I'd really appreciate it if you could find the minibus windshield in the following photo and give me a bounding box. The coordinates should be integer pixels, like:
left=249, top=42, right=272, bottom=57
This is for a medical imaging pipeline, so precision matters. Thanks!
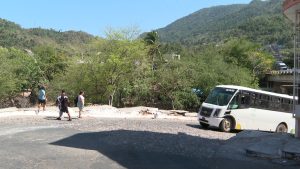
left=205, top=87, right=237, bottom=106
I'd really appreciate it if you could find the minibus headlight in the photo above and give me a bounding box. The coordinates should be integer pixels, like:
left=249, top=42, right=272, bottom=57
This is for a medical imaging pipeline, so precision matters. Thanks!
left=214, top=109, right=221, bottom=117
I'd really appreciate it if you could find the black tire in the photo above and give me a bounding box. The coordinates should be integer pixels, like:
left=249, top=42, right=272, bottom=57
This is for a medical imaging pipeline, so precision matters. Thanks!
left=276, top=123, right=288, bottom=133
left=200, top=122, right=209, bottom=129
left=219, top=117, right=233, bottom=132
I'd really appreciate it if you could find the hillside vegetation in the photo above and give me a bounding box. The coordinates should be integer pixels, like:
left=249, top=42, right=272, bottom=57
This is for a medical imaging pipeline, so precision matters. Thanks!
left=0, top=18, right=94, bottom=55
left=157, top=0, right=293, bottom=46
left=0, top=0, right=280, bottom=110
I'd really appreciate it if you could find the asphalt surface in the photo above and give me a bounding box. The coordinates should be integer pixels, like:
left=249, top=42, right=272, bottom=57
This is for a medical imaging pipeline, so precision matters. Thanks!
left=0, top=117, right=299, bottom=169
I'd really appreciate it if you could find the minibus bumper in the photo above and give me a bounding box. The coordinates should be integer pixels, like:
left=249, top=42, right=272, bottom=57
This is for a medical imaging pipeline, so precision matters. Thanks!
left=198, top=115, right=223, bottom=127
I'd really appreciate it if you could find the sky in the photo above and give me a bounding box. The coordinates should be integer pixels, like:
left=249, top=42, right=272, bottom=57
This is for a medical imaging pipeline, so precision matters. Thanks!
left=0, top=0, right=252, bottom=37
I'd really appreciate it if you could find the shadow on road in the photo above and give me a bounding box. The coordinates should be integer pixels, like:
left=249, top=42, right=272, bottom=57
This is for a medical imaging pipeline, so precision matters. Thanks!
left=44, top=116, right=58, bottom=121
left=50, top=129, right=291, bottom=169
left=186, top=124, right=241, bottom=134
left=44, top=116, right=79, bottom=121
left=185, top=124, right=201, bottom=129
left=51, top=130, right=224, bottom=169
left=186, top=124, right=221, bottom=132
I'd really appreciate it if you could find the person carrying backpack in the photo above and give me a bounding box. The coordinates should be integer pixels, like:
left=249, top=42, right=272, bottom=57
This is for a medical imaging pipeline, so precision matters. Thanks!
left=56, top=90, right=72, bottom=121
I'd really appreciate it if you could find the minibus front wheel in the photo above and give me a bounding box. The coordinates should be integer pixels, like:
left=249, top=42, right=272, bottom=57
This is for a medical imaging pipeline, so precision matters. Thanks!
left=220, top=117, right=234, bottom=132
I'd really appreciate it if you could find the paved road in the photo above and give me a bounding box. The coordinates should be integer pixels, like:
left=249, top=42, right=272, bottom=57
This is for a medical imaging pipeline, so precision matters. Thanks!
left=0, top=117, right=299, bottom=169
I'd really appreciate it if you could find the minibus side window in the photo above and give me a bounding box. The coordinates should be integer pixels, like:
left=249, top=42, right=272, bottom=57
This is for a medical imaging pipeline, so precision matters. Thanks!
left=228, top=94, right=239, bottom=110
left=240, top=91, right=251, bottom=109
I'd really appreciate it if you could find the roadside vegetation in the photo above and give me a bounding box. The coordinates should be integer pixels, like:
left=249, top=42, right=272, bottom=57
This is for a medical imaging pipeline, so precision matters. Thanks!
left=0, top=28, right=273, bottom=111
left=0, top=0, right=293, bottom=110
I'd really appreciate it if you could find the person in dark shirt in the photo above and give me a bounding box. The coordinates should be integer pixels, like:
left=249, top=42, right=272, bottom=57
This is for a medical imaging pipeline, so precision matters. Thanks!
left=56, top=90, right=72, bottom=121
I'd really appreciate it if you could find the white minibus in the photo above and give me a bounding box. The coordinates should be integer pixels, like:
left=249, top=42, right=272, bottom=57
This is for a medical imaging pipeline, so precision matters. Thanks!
left=198, top=85, right=295, bottom=133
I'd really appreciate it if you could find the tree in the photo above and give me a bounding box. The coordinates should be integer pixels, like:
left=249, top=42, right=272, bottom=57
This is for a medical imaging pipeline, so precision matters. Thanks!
left=33, top=46, right=68, bottom=82
left=0, top=47, right=19, bottom=100
left=222, top=38, right=274, bottom=81
left=80, top=28, right=150, bottom=106
left=0, top=47, right=46, bottom=103
left=153, top=59, right=199, bottom=110
left=144, top=31, right=162, bottom=70
left=188, top=45, right=258, bottom=99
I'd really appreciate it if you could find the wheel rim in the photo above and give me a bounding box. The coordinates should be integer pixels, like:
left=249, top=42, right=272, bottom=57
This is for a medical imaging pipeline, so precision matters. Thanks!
left=224, top=119, right=231, bottom=130
left=277, top=124, right=287, bottom=133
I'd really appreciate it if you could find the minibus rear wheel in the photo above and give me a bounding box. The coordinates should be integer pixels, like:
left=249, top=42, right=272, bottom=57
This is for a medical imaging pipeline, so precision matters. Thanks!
left=275, top=123, right=287, bottom=133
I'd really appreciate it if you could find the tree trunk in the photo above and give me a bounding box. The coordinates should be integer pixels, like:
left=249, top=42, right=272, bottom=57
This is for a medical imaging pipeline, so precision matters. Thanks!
left=108, top=90, right=116, bottom=106
left=29, top=89, right=38, bottom=104
left=171, top=99, right=175, bottom=110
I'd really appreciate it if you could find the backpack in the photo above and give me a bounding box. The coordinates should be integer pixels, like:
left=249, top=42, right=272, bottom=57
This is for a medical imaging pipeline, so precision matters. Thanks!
left=57, top=96, right=68, bottom=108
left=74, top=96, right=78, bottom=107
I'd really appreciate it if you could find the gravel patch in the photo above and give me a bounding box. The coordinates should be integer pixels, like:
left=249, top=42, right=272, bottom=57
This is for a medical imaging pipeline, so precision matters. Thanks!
left=0, top=115, right=236, bottom=159
left=0, top=116, right=235, bottom=139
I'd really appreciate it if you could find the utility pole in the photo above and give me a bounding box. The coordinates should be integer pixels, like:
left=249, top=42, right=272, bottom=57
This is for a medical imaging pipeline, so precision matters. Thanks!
left=283, top=0, right=300, bottom=138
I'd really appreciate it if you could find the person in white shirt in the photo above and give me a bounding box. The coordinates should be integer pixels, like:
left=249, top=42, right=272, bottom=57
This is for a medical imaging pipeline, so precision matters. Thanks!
left=77, top=91, right=85, bottom=118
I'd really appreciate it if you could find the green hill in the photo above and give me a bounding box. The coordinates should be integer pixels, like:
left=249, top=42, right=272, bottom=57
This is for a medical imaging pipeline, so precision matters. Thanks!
left=1, top=0, right=293, bottom=52
left=156, top=0, right=293, bottom=46
left=0, top=18, right=94, bottom=54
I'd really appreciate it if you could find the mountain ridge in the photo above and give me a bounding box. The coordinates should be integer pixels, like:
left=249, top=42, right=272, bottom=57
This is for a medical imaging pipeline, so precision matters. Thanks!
left=0, top=18, right=94, bottom=54
left=156, top=0, right=292, bottom=46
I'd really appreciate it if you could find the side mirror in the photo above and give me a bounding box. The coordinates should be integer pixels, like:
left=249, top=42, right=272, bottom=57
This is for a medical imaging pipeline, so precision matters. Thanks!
left=225, top=110, right=231, bottom=115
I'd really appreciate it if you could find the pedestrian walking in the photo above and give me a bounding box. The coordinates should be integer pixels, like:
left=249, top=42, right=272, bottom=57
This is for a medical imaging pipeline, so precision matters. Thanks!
left=77, top=91, right=85, bottom=118
left=37, top=86, right=46, bottom=114
left=56, top=90, right=72, bottom=121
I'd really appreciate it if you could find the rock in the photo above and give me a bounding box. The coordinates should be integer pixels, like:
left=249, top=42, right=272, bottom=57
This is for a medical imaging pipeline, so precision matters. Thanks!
left=14, top=96, right=32, bottom=108
left=0, top=96, right=32, bottom=108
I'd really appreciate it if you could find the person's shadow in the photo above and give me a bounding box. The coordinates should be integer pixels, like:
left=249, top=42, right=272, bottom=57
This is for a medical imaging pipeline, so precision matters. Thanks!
left=44, top=116, right=78, bottom=121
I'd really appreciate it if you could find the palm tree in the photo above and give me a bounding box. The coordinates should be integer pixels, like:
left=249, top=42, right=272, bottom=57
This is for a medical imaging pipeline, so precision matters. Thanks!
left=144, top=31, right=162, bottom=70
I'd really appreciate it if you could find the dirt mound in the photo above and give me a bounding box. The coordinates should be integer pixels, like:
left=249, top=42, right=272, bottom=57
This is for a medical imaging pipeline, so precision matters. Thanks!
left=0, top=96, right=32, bottom=109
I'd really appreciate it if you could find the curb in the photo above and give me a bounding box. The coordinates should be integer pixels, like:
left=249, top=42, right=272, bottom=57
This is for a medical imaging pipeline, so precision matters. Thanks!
left=282, top=151, right=300, bottom=160
left=246, top=149, right=281, bottom=159
left=245, top=134, right=300, bottom=161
